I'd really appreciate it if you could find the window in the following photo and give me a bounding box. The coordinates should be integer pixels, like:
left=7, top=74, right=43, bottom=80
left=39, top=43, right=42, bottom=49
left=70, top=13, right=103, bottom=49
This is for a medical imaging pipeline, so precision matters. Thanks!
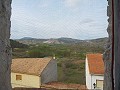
left=16, top=75, right=22, bottom=80
left=96, top=80, right=103, bottom=88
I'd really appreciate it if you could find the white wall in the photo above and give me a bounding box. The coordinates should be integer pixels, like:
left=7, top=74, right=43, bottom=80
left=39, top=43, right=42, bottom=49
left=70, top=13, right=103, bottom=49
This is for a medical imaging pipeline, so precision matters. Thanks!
left=86, top=57, right=92, bottom=89
left=91, top=75, right=104, bottom=89
left=86, top=58, right=104, bottom=90
left=11, top=73, right=40, bottom=88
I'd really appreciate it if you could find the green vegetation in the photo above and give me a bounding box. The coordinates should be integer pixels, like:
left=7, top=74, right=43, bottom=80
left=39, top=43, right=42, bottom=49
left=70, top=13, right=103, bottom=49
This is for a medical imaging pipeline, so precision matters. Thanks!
left=10, top=39, right=28, bottom=49
left=57, top=58, right=85, bottom=84
left=26, top=43, right=104, bottom=59
left=11, top=39, right=105, bottom=84
left=10, top=39, right=29, bottom=58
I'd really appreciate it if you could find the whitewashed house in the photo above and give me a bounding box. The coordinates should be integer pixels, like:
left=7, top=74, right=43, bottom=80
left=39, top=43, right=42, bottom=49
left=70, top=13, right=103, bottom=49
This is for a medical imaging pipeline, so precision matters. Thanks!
left=86, top=54, right=104, bottom=90
left=11, top=58, right=57, bottom=88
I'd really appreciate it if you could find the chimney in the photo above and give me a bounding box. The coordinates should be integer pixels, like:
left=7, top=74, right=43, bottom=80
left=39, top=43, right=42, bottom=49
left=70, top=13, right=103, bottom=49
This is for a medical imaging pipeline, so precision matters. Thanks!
left=53, top=54, right=55, bottom=59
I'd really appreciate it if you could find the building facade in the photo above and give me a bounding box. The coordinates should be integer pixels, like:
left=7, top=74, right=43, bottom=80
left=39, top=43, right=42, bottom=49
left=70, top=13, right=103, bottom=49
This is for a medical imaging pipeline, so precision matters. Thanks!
left=86, top=54, right=104, bottom=90
left=11, top=58, right=57, bottom=88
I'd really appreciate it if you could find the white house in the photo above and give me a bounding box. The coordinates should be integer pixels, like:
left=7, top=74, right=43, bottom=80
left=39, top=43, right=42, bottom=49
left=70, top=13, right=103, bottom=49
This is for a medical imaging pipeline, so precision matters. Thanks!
left=11, top=58, right=57, bottom=88
left=86, top=54, right=104, bottom=90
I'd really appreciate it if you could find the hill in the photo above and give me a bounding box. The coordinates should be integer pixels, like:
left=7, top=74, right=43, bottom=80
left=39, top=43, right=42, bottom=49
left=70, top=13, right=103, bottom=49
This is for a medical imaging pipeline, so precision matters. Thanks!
left=15, top=37, right=108, bottom=46
left=57, top=37, right=82, bottom=44
left=20, top=37, right=36, bottom=40
left=10, top=39, right=28, bottom=49
left=11, top=37, right=108, bottom=84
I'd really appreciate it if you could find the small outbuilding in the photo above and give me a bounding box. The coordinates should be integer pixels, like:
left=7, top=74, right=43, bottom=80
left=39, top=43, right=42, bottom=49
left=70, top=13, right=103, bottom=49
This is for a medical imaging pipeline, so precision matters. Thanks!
left=86, top=54, right=104, bottom=90
left=11, top=58, right=57, bottom=88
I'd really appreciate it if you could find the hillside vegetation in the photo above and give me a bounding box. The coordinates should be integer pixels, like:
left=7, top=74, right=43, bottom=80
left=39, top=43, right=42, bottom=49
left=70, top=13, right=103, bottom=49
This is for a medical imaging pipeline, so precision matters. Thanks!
left=16, top=37, right=108, bottom=45
left=11, top=37, right=107, bottom=84
left=10, top=39, right=28, bottom=49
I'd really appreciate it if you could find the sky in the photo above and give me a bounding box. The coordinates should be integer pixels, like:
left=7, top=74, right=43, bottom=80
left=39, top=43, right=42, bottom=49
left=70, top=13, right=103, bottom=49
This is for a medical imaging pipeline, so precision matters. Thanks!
left=11, top=0, right=108, bottom=40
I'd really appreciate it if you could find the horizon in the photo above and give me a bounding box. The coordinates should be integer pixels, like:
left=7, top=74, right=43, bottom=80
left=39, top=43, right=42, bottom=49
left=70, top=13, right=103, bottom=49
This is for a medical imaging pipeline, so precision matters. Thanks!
left=11, top=0, right=108, bottom=40
left=12, top=36, right=108, bottom=41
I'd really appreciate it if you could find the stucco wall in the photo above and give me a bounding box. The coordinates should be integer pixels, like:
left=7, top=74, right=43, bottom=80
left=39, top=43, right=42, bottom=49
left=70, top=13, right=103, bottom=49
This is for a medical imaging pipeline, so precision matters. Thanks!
left=86, top=58, right=104, bottom=89
left=0, top=0, right=12, bottom=90
left=86, top=57, right=91, bottom=89
left=91, top=75, right=104, bottom=89
left=11, top=73, right=40, bottom=88
left=114, top=0, right=120, bottom=90
left=103, top=0, right=112, bottom=90
left=41, top=59, right=57, bottom=84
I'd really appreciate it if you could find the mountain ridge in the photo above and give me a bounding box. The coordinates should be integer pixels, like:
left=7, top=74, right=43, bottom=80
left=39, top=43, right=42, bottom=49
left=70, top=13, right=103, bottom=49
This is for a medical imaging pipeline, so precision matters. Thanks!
left=15, top=37, right=108, bottom=45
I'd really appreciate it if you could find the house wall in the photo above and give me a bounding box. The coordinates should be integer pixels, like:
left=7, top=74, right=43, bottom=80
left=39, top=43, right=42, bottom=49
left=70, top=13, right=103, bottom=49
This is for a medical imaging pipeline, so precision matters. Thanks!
left=86, top=57, right=92, bottom=89
left=86, top=58, right=104, bottom=89
left=91, top=75, right=104, bottom=89
left=41, top=59, right=57, bottom=84
left=11, top=73, right=40, bottom=88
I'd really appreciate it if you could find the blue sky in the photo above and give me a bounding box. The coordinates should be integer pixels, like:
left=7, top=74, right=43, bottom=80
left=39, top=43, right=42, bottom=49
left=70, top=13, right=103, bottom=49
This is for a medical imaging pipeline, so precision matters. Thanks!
left=11, top=0, right=108, bottom=40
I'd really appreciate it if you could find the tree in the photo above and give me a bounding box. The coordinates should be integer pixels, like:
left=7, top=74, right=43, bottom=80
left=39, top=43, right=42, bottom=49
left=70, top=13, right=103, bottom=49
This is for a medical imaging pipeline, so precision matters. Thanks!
left=10, top=39, right=28, bottom=49
left=0, top=0, right=12, bottom=90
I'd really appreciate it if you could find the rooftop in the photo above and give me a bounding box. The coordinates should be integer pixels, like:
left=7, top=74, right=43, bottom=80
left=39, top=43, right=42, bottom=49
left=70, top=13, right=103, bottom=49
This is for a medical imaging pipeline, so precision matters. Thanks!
left=86, top=53, right=104, bottom=75
left=11, top=58, right=52, bottom=76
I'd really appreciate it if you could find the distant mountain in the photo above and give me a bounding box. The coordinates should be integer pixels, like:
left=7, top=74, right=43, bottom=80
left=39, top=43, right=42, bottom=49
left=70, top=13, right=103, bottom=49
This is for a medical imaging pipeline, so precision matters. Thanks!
left=10, top=39, right=28, bottom=49
left=57, top=37, right=82, bottom=44
left=86, top=37, right=108, bottom=44
left=81, top=37, right=108, bottom=48
left=89, top=37, right=108, bottom=43
left=43, top=38, right=64, bottom=44
left=15, top=37, right=47, bottom=45
left=15, top=37, right=82, bottom=45
left=15, top=37, right=108, bottom=45
left=20, top=37, right=36, bottom=40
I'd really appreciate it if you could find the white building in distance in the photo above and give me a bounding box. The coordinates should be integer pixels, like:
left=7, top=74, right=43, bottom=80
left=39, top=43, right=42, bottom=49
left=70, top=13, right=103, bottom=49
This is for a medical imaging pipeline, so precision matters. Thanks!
left=86, top=54, right=104, bottom=90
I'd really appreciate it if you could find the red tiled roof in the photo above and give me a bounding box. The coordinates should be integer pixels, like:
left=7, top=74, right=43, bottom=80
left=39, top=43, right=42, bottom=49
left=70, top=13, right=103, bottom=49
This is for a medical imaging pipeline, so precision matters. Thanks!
left=86, top=54, right=104, bottom=75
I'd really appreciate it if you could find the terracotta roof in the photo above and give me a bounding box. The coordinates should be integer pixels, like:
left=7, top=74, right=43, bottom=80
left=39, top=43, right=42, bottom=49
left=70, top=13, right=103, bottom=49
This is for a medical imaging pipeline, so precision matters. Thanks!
left=86, top=54, right=104, bottom=75
left=11, top=58, right=52, bottom=76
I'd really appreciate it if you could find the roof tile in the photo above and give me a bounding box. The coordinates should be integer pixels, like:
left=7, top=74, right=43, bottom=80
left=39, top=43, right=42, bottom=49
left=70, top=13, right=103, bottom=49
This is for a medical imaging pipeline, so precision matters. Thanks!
left=86, top=54, right=104, bottom=75
left=11, top=58, right=52, bottom=76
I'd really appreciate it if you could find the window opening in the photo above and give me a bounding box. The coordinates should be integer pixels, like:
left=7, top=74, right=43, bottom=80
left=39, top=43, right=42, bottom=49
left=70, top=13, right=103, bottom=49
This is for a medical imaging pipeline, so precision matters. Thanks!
left=11, top=0, right=108, bottom=89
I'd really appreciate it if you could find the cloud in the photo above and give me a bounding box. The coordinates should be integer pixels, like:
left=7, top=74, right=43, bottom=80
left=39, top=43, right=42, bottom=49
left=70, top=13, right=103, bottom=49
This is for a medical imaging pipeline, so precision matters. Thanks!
left=79, top=19, right=94, bottom=24
left=39, top=3, right=48, bottom=8
left=11, top=0, right=108, bottom=40
left=38, top=1, right=50, bottom=8
left=64, top=0, right=81, bottom=7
